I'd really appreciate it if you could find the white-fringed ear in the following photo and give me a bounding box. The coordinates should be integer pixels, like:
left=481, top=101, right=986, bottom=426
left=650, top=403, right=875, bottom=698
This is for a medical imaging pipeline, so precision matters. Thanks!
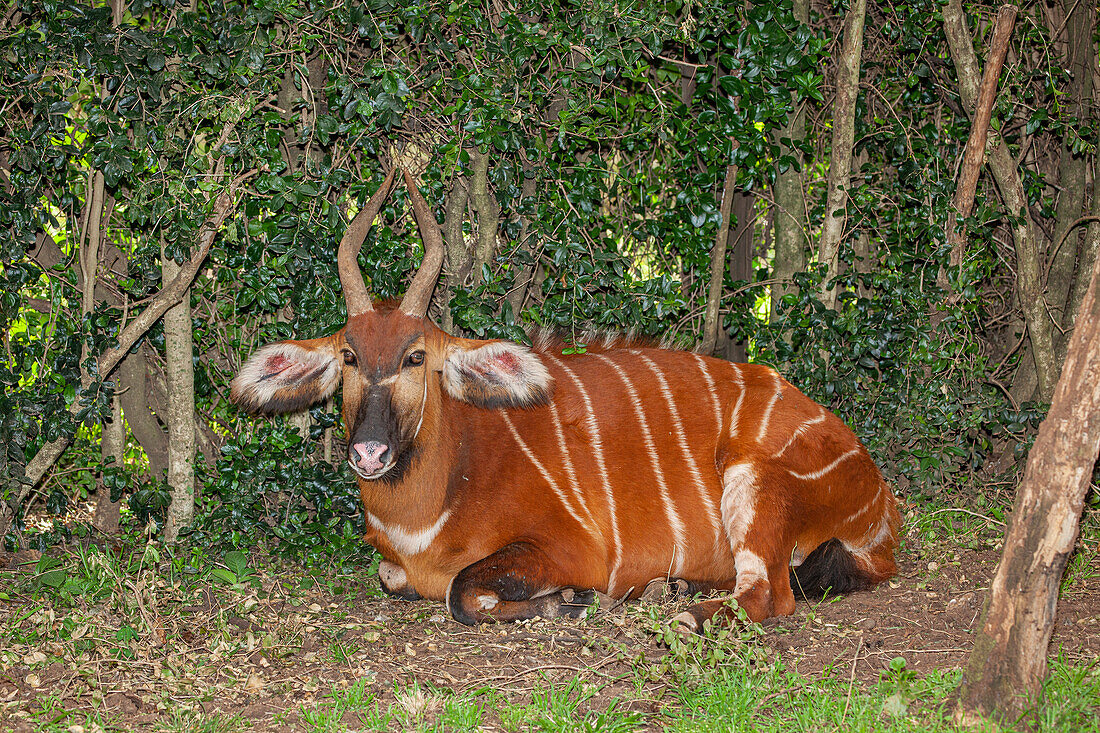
left=443, top=340, right=553, bottom=409
left=230, top=339, right=341, bottom=415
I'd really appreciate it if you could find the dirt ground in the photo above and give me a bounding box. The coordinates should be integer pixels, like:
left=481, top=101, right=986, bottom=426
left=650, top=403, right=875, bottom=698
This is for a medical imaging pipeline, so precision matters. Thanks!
left=1, top=518, right=1098, bottom=731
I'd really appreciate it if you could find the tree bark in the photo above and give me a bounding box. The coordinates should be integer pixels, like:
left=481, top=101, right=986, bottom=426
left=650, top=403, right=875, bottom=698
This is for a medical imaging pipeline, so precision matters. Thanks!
left=0, top=185, right=236, bottom=542
left=943, top=0, right=1058, bottom=402
left=161, top=242, right=196, bottom=543
left=440, top=175, right=470, bottom=333
left=851, top=150, right=874, bottom=299
left=770, top=0, right=810, bottom=319
left=505, top=152, right=540, bottom=318
left=79, top=168, right=127, bottom=533
left=118, top=348, right=169, bottom=477
left=1065, top=148, right=1100, bottom=341
left=277, top=53, right=329, bottom=173
left=718, top=192, right=756, bottom=363
left=143, top=353, right=217, bottom=469
left=1049, top=0, right=1096, bottom=363
left=80, top=170, right=106, bottom=318
left=468, top=149, right=500, bottom=288
left=957, top=236, right=1100, bottom=726
left=95, top=2, right=125, bottom=537
left=818, top=0, right=866, bottom=310
left=946, top=5, right=1017, bottom=277
left=701, top=164, right=738, bottom=356
left=94, top=395, right=124, bottom=534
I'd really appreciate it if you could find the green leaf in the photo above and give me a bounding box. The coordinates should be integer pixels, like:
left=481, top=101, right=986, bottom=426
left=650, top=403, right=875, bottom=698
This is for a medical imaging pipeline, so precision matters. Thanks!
left=1025, top=108, right=1048, bottom=136
left=39, top=570, right=67, bottom=588
left=210, top=568, right=239, bottom=585
left=224, top=550, right=249, bottom=578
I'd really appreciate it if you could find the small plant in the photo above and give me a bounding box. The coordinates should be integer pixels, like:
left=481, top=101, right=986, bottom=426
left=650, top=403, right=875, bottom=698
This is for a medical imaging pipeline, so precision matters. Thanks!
left=209, top=550, right=258, bottom=589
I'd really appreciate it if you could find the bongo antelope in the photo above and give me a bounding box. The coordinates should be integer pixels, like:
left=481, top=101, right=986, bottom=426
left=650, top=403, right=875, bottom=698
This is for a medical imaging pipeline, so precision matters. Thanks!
left=230, top=167, right=900, bottom=630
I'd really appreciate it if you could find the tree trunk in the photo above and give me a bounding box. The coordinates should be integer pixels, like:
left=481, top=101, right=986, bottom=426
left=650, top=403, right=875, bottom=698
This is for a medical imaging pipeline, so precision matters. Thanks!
left=79, top=168, right=126, bottom=533
left=440, top=175, right=470, bottom=333
left=817, top=0, right=866, bottom=310
left=94, top=395, right=124, bottom=534
left=118, top=348, right=169, bottom=477
left=943, top=0, right=1058, bottom=402
left=469, top=148, right=500, bottom=288
left=851, top=151, right=874, bottom=299
left=770, top=0, right=810, bottom=320
left=1050, top=0, right=1096, bottom=363
left=945, top=5, right=1017, bottom=279
left=1065, top=145, right=1100, bottom=340
left=161, top=243, right=196, bottom=543
left=143, top=353, right=217, bottom=470
left=80, top=171, right=106, bottom=319
left=718, top=192, right=755, bottom=363
left=505, top=152, right=540, bottom=318
left=701, top=164, right=738, bottom=356
left=957, top=238, right=1100, bottom=726
left=277, top=54, right=329, bottom=173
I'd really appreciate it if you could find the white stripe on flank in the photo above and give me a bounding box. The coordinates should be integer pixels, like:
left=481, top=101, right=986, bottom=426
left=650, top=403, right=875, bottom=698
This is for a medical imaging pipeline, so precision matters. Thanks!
left=788, top=447, right=861, bottom=481
left=844, top=512, right=893, bottom=562
left=500, top=410, right=599, bottom=538
left=772, top=406, right=827, bottom=459
left=721, top=463, right=757, bottom=551
left=756, top=370, right=783, bottom=444
left=595, top=353, right=687, bottom=575
left=366, top=510, right=451, bottom=556
left=843, top=481, right=885, bottom=525
left=545, top=354, right=623, bottom=595
left=727, top=364, right=746, bottom=438
left=549, top=400, right=600, bottom=534
left=692, top=353, right=724, bottom=437
left=635, top=352, right=723, bottom=554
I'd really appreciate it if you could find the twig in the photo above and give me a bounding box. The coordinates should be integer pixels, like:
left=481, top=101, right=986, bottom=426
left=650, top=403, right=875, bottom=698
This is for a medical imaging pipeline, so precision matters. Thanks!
left=842, top=634, right=863, bottom=724
left=922, top=507, right=1006, bottom=527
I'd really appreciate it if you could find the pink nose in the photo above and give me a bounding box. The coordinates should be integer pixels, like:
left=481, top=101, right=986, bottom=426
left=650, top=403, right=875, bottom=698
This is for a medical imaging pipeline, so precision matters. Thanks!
left=351, top=441, right=389, bottom=473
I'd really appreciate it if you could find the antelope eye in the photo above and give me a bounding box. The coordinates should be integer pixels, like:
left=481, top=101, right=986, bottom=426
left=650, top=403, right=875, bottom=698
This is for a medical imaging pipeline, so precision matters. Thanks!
left=342, top=350, right=357, bottom=366
left=405, top=350, right=425, bottom=367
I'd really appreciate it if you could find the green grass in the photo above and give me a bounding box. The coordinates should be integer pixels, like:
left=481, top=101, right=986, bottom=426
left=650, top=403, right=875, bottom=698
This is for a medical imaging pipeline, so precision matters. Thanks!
left=4, top=531, right=1098, bottom=733
left=296, top=679, right=392, bottom=732
left=499, top=678, right=643, bottom=732
left=658, top=651, right=1099, bottom=733
left=156, top=710, right=252, bottom=733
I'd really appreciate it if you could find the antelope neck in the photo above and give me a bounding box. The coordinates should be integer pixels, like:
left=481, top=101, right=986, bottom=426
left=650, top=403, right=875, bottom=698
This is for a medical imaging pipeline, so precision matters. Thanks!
left=358, top=381, right=450, bottom=533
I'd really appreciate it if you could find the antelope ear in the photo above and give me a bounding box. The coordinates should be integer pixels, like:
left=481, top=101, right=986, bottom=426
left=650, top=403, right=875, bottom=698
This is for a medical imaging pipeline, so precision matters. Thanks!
left=442, top=340, right=553, bottom=409
left=230, top=336, right=341, bottom=415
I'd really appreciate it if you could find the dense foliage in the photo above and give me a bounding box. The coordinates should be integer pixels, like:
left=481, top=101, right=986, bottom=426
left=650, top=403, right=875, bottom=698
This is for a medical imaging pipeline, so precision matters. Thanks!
left=2, top=0, right=1095, bottom=554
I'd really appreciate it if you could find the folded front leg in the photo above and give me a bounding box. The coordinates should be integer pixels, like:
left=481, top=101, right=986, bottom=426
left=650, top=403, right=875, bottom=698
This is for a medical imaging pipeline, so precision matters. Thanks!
left=447, top=541, right=595, bottom=625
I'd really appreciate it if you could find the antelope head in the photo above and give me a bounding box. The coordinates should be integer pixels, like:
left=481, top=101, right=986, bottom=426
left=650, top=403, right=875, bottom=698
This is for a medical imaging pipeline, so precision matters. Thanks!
left=231, top=168, right=552, bottom=483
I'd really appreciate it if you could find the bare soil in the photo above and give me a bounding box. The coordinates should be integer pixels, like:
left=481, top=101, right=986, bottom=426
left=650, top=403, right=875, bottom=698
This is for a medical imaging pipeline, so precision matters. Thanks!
left=1, top=519, right=1097, bottom=731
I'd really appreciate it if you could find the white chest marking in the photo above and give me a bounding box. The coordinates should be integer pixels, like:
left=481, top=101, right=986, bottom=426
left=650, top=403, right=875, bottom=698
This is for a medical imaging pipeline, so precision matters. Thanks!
left=367, top=510, right=451, bottom=556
